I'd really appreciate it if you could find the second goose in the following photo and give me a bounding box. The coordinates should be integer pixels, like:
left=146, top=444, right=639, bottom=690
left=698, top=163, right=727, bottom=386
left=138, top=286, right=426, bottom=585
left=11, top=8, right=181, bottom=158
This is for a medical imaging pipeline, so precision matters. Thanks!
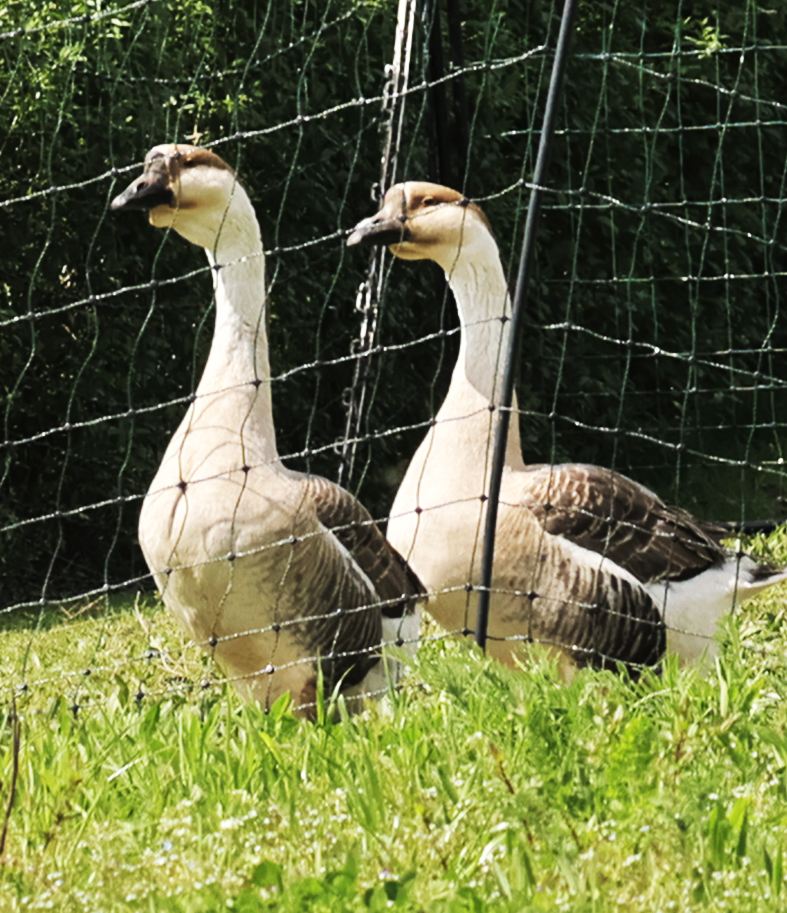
left=348, top=182, right=786, bottom=673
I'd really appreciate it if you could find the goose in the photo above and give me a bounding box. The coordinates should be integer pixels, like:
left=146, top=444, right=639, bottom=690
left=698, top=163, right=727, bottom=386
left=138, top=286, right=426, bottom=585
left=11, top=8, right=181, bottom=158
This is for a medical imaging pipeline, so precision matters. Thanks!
left=347, top=181, right=787, bottom=673
left=111, top=145, right=422, bottom=717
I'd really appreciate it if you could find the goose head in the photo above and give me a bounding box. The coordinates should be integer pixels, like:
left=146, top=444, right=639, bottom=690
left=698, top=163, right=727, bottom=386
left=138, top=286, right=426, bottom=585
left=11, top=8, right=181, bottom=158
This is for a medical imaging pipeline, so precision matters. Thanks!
left=111, top=144, right=250, bottom=252
left=347, top=181, right=495, bottom=273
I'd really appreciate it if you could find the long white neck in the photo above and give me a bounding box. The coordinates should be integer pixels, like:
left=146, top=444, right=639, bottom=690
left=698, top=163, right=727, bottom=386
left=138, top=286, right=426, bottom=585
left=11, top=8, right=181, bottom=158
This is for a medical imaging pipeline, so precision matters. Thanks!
left=191, top=192, right=278, bottom=461
left=440, top=235, right=522, bottom=461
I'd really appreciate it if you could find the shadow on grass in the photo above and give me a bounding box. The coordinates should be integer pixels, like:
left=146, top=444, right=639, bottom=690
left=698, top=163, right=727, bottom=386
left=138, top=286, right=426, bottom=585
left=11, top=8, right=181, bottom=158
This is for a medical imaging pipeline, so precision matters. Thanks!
left=0, top=589, right=161, bottom=635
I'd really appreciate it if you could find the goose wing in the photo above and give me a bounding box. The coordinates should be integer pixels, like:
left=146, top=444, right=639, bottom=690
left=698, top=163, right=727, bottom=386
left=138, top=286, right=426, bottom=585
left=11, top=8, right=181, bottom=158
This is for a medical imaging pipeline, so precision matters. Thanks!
left=517, top=463, right=728, bottom=584
left=309, top=477, right=424, bottom=615
left=494, top=506, right=667, bottom=671
left=304, top=477, right=423, bottom=689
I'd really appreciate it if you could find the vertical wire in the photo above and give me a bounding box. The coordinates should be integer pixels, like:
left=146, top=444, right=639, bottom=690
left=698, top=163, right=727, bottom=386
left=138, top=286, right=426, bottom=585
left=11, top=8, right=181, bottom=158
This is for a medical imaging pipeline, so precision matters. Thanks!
left=475, top=0, right=579, bottom=651
left=338, top=0, right=417, bottom=490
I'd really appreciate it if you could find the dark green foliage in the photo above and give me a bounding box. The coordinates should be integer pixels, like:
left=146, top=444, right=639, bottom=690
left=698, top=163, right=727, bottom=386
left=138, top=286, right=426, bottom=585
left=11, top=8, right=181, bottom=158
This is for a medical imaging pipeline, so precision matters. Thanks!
left=0, top=0, right=396, bottom=605
left=2, top=0, right=786, bottom=610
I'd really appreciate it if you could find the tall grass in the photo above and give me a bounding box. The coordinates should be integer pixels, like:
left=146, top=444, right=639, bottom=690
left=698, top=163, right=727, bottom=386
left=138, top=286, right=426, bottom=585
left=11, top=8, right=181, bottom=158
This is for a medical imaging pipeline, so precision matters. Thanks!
left=2, top=533, right=787, bottom=911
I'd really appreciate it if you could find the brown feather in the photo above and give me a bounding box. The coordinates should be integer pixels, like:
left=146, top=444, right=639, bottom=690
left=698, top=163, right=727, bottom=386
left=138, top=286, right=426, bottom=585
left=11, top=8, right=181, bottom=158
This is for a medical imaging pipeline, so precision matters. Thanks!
left=518, top=463, right=728, bottom=583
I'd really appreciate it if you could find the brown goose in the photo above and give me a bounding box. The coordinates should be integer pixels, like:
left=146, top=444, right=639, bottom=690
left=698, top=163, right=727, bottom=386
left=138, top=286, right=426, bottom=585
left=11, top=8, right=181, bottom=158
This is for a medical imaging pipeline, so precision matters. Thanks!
left=112, top=145, right=421, bottom=717
left=348, top=182, right=786, bottom=672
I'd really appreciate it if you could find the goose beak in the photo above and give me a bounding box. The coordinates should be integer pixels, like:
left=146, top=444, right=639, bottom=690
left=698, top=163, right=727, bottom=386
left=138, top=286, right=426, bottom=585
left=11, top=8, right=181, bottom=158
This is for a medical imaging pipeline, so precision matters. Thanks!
left=111, top=158, right=174, bottom=212
left=347, top=215, right=410, bottom=248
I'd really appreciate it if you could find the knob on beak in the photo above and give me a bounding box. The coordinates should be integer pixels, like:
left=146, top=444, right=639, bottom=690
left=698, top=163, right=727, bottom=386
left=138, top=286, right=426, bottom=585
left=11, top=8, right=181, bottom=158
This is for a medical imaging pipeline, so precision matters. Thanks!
left=111, top=157, right=174, bottom=212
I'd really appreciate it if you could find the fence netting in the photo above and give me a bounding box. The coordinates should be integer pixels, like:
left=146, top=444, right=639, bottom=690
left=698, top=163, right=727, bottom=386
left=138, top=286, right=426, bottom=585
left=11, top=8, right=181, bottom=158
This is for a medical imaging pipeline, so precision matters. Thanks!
left=1, top=0, right=786, bottom=714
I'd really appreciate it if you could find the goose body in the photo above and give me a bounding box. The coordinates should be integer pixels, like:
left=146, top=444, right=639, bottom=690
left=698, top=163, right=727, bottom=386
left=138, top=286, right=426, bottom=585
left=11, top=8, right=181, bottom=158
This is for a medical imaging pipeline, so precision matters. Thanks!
left=348, top=182, right=786, bottom=671
left=112, top=146, right=421, bottom=716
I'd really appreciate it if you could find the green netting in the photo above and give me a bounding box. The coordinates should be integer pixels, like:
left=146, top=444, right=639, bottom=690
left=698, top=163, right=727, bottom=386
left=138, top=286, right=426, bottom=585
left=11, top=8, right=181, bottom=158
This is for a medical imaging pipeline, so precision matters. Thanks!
left=1, top=0, right=785, bottom=647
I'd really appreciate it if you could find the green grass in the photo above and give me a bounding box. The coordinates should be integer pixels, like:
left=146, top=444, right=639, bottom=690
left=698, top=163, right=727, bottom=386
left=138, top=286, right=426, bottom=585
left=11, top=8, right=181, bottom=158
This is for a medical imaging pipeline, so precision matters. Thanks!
left=3, top=534, right=787, bottom=911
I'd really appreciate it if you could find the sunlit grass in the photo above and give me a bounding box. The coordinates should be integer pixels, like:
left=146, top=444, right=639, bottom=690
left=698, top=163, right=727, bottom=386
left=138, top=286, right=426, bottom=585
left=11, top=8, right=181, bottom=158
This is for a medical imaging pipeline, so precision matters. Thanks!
left=1, top=535, right=787, bottom=910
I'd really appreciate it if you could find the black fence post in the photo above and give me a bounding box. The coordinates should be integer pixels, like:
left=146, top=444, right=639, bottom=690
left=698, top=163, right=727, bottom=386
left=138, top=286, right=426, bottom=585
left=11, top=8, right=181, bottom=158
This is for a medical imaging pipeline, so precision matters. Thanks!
left=475, top=0, right=580, bottom=651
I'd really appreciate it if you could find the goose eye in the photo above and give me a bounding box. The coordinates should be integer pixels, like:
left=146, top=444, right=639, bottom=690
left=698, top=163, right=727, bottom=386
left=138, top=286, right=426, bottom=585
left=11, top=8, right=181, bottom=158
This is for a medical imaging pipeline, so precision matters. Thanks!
left=422, top=196, right=435, bottom=207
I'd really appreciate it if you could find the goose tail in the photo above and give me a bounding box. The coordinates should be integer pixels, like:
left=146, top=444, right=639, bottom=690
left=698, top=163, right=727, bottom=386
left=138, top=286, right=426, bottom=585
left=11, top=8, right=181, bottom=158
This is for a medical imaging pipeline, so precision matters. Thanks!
left=647, top=554, right=787, bottom=664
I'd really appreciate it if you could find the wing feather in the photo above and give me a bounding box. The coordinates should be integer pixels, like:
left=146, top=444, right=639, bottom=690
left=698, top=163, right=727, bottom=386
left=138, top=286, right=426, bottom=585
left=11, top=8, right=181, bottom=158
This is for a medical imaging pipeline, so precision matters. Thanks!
left=494, top=507, right=666, bottom=671
left=302, top=477, right=423, bottom=689
left=517, top=464, right=728, bottom=583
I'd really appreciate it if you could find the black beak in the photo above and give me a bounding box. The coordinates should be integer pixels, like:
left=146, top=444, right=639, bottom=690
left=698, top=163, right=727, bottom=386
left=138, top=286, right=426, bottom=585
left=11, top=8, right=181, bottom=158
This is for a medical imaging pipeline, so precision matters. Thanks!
left=111, top=158, right=174, bottom=212
left=346, top=215, right=410, bottom=248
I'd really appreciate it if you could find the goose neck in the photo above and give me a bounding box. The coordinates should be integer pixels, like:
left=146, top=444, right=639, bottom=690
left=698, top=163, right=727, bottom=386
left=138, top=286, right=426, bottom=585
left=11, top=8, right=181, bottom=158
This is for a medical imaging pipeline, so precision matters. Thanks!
left=438, top=244, right=523, bottom=467
left=200, top=236, right=270, bottom=379
left=445, top=251, right=513, bottom=404
left=193, top=210, right=278, bottom=460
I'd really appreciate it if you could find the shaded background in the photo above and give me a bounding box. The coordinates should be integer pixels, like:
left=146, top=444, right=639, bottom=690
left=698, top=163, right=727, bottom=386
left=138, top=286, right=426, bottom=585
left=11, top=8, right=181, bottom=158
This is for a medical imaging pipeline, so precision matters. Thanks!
left=2, top=0, right=786, bottom=612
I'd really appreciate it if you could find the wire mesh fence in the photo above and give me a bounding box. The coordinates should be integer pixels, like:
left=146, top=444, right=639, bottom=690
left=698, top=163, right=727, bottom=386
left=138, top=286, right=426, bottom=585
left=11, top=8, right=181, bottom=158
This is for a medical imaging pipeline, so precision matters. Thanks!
left=2, top=0, right=787, bottom=715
